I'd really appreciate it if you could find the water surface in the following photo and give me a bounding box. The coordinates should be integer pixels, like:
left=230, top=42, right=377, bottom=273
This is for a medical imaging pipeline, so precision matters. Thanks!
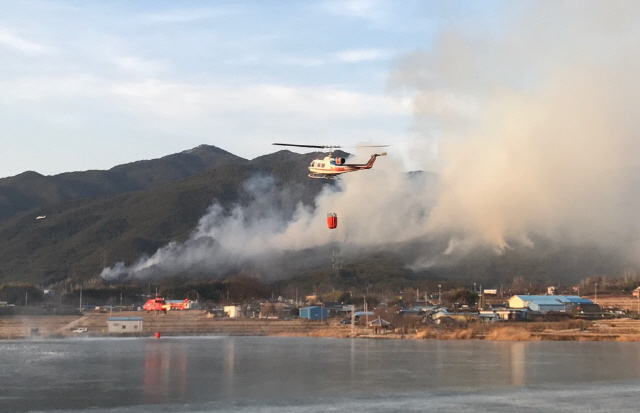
left=1, top=336, right=639, bottom=412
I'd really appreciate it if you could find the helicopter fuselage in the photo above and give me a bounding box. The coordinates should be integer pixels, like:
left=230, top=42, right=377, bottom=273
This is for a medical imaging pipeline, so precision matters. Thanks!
left=308, top=153, right=386, bottom=179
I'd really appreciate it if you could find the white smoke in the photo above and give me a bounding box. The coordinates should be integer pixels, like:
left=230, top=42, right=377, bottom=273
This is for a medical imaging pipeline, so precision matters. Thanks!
left=102, top=1, right=640, bottom=280
left=101, top=156, right=438, bottom=280
left=393, top=1, right=640, bottom=260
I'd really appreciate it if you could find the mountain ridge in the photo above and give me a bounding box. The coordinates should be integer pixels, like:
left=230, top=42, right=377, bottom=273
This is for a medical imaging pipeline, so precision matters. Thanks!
left=0, top=144, right=247, bottom=221
left=0, top=144, right=337, bottom=285
left=0, top=144, right=632, bottom=290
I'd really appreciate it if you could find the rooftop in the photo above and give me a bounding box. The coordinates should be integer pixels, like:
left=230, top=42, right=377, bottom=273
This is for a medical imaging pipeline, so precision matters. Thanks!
left=513, top=295, right=594, bottom=305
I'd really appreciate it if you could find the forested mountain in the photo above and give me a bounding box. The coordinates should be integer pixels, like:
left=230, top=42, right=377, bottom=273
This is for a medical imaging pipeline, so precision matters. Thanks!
left=0, top=145, right=246, bottom=221
left=0, top=146, right=331, bottom=285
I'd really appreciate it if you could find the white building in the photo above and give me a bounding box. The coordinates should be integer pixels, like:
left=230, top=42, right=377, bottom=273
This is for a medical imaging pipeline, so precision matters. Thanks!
left=224, top=305, right=242, bottom=318
left=107, top=317, right=143, bottom=333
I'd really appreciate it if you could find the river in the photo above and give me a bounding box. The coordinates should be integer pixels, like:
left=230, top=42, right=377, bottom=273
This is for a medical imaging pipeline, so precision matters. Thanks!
left=1, top=336, right=639, bottom=412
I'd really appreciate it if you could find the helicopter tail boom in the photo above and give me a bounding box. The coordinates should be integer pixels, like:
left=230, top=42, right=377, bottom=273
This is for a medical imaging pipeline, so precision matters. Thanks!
left=348, top=152, right=387, bottom=169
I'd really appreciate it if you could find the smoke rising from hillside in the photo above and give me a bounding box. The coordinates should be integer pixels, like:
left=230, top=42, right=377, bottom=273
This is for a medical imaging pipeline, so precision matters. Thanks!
left=101, top=159, right=439, bottom=280
left=395, top=1, right=640, bottom=261
left=102, top=2, right=640, bottom=280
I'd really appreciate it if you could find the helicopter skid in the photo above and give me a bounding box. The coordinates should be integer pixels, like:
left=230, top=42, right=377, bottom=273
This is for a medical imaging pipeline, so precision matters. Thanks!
left=308, top=173, right=340, bottom=180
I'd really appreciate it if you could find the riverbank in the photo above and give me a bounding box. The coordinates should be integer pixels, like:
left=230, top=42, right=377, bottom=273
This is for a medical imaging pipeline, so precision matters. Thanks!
left=3, top=311, right=640, bottom=341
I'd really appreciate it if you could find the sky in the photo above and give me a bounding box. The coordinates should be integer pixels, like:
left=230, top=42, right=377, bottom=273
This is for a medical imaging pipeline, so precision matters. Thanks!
left=6, top=1, right=640, bottom=278
left=0, top=0, right=499, bottom=178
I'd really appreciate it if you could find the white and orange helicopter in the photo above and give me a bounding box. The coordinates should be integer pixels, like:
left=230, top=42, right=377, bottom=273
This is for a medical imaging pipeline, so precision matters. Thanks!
left=273, top=143, right=388, bottom=179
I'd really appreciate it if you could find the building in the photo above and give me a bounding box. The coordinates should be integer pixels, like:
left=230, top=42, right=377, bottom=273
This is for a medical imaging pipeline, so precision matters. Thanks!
left=322, top=302, right=351, bottom=317
left=479, top=308, right=529, bottom=322
left=107, top=317, right=143, bottom=333
left=259, top=302, right=293, bottom=319
left=508, top=295, right=595, bottom=313
left=353, top=310, right=374, bottom=317
left=368, top=317, right=391, bottom=334
left=300, top=306, right=328, bottom=320
left=224, top=305, right=243, bottom=318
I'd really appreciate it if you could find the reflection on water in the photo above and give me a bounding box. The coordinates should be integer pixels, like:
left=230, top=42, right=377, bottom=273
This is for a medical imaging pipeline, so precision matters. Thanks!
left=2, top=337, right=640, bottom=412
left=142, top=341, right=188, bottom=403
left=511, top=341, right=525, bottom=386
left=223, top=336, right=235, bottom=398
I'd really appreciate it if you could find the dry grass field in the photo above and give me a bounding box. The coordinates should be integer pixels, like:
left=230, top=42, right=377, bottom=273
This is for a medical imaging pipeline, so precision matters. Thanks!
left=592, top=295, right=640, bottom=312
left=0, top=311, right=351, bottom=339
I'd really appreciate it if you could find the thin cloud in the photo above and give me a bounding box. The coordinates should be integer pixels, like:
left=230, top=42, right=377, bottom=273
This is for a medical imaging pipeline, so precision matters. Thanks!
left=109, top=80, right=412, bottom=119
left=112, top=55, right=169, bottom=76
left=334, top=48, right=393, bottom=63
left=279, top=56, right=326, bottom=67
left=0, top=75, right=108, bottom=102
left=321, top=0, right=387, bottom=21
left=0, top=29, right=52, bottom=56
left=141, top=7, right=240, bottom=23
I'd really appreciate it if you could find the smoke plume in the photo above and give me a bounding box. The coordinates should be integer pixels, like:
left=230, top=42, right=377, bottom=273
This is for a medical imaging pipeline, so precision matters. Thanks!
left=100, top=158, right=438, bottom=280
left=102, top=2, right=640, bottom=281
left=394, top=1, right=640, bottom=258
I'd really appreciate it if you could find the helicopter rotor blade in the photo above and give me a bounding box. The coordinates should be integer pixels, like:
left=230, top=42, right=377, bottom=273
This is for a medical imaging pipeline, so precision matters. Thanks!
left=272, top=143, right=340, bottom=149
left=273, top=143, right=388, bottom=149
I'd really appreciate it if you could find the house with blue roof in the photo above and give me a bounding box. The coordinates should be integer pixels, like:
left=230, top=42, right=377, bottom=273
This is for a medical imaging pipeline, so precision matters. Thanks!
left=508, top=295, right=595, bottom=313
left=300, top=306, right=329, bottom=320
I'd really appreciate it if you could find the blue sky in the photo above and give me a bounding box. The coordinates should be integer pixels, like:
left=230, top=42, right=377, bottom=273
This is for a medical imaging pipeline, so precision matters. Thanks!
left=0, top=0, right=505, bottom=178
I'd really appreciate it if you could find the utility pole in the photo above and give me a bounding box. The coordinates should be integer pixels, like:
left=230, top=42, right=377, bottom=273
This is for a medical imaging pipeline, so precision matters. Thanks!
left=364, top=296, right=369, bottom=325
left=351, top=304, right=355, bottom=334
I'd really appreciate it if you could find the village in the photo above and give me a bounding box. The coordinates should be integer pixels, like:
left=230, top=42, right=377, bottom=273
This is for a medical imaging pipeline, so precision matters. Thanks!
left=100, top=285, right=640, bottom=340
left=4, top=285, right=640, bottom=341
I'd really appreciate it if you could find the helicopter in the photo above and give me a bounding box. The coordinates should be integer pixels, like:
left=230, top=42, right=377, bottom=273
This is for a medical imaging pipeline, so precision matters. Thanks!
left=272, top=143, right=388, bottom=179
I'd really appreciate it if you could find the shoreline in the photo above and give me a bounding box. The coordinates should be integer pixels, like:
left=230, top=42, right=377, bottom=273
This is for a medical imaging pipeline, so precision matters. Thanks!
left=3, top=311, right=640, bottom=342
